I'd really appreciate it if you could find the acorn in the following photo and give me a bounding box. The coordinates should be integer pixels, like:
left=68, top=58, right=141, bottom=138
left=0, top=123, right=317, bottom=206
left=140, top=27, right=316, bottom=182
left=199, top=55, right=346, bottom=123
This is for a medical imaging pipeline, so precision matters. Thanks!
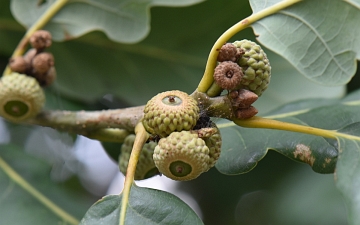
left=213, top=61, right=243, bottom=90
left=8, top=56, right=27, bottom=74
left=23, top=48, right=37, bottom=66
left=153, top=131, right=210, bottom=181
left=119, top=134, right=159, bottom=180
left=0, top=73, right=45, bottom=122
left=29, top=30, right=52, bottom=50
left=233, top=40, right=271, bottom=96
left=31, top=52, right=54, bottom=75
left=196, top=123, right=222, bottom=169
left=31, top=52, right=56, bottom=86
left=142, top=90, right=199, bottom=137
left=217, top=43, right=239, bottom=62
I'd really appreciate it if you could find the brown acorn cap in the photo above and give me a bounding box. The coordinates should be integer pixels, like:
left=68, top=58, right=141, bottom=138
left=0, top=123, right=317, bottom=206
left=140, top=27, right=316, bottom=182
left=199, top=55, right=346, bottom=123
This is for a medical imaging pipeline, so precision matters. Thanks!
left=29, top=30, right=52, bottom=50
left=213, top=61, right=243, bottom=90
left=9, top=56, right=27, bottom=73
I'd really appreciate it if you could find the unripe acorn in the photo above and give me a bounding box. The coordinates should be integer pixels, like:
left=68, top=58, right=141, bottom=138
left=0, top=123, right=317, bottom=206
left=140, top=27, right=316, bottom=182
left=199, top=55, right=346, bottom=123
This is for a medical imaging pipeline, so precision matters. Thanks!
left=0, top=73, right=45, bottom=122
left=119, top=135, right=159, bottom=180
left=233, top=40, right=271, bottom=96
left=196, top=123, right=222, bottom=169
left=153, top=131, right=210, bottom=181
left=142, top=90, right=199, bottom=137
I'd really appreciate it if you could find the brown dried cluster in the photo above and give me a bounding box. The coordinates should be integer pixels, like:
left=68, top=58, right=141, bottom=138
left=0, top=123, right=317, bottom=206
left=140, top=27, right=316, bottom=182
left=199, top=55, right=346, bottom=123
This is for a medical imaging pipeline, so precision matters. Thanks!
left=8, top=30, right=56, bottom=86
left=29, top=30, right=52, bottom=50
left=213, top=42, right=267, bottom=120
left=213, top=61, right=243, bottom=90
left=229, top=89, right=258, bottom=119
left=217, top=43, right=242, bottom=62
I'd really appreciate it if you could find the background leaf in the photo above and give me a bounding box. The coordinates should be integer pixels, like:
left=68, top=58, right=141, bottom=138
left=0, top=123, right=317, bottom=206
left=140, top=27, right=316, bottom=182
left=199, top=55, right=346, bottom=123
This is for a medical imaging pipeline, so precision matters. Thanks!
left=0, top=144, right=96, bottom=224
left=250, top=0, right=360, bottom=86
left=80, top=184, right=203, bottom=225
left=336, top=130, right=360, bottom=224
left=216, top=88, right=360, bottom=175
left=10, top=0, right=204, bottom=43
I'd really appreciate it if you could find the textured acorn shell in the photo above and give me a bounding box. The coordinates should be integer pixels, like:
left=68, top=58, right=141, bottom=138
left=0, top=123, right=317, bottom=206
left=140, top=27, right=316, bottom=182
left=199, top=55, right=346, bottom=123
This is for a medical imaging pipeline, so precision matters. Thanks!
left=142, top=90, right=199, bottom=137
left=153, top=131, right=210, bottom=181
left=0, top=73, right=45, bottom=122
left=233, top=40, right=271, bottom=96
left=119, top=134, right=159, bottom=180
left=197, top=124, right=222, bottom=169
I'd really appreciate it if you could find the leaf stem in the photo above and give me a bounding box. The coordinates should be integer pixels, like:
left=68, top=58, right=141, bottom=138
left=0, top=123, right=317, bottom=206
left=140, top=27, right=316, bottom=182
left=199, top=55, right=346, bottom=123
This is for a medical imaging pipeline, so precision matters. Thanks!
left=231, top=116, right=360, bottom=141
left=119, top=123, right=149, bottom=225
left=3, top=0, right=69, bottom=76
left=197, top=0, right=302, bottom=94
left=0, top=156, right=79, bottom=225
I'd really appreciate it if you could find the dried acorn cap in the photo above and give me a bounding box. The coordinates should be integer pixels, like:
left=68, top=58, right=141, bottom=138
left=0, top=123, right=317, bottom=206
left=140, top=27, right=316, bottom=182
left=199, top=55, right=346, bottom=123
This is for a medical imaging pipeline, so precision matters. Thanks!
left=0, top=73, right=45, bottom=122
left=233, top=40, right=271, bottom=96
left=32, top=52, right=55, bottom=75
left=142, top=90, right=199, bottom=137
left=23, top=48, right=37, bottom=66
left=196, top=123, right=222, bottom=169
left=119, top=134, right=159, bottom=180
left=9, top=56, right=27, bottom=73
left=217, top=43, right=239, bottom=62
left=213, top=61, right=243, bottom=90
left=153, top=131, right=210, bottom=181
left=29, top=30, right=52, bottom=50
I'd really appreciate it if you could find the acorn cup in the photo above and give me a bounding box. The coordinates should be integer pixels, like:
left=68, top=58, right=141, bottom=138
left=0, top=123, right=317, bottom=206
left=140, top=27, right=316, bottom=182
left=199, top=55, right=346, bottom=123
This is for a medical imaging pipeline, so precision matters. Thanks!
left=142, top=90, right=200, bottom=137
left=119, top=134, right=159, bottom=180
left=0, top=73, right=45, bottom=122
left=233, top=40, right=271, bottom=96
left=153, top=130, right=210, bottom=181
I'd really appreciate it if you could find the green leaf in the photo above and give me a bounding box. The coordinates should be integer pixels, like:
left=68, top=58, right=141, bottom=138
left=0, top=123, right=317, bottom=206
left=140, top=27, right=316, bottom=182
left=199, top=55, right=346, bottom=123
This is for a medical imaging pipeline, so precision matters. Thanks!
left=10, top=0, right=204, bottom=43
left=216, top=89, right=360, bottom=175
left=336, top=128, right=360, bottom=224
left=80, top=184, right=203, bottom=225
left=217, top=119, right=338, bottom=175
left=0, top=144, right=95, bottom=224
left=4, top=1, right=345, bottom=106
left=29, top=0, right=254, bottom=105
left=250, top=0, right=359, bottom=85
left=254, top=50, right=345, bottom=114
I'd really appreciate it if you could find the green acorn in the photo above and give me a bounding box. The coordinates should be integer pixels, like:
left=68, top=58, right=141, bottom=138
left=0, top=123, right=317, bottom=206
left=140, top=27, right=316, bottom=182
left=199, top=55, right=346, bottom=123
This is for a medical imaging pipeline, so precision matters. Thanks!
left=0, top=73, right=45, bottom=122
left=119, top=134, right=159, bottom=180
left=153, top=131, right=210, bottom=181
left=233, top=40, right=271, bottom=96
left=142, top=90, right=199, bottom=137
left=196, top=123, right=222, bottom=169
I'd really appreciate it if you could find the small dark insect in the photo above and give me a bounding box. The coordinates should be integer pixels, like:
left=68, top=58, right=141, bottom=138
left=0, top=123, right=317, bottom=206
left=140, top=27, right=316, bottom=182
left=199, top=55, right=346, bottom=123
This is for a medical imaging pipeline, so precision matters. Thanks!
left=147, top=134, right=161, bottom=143
left=194, top=104, right=213, bottom=130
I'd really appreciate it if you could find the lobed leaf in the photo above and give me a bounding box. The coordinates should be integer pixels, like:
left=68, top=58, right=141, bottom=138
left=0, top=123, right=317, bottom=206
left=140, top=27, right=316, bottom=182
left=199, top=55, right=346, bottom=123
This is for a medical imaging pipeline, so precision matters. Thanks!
left=80, top=184, right=203, bottom=225
left=10, top=0, right=204, bottom=43
left=250, top=0, right=360, bottom=86
left=217, top=88, right=360, bottom=224
left=216, top=89, right=360, bottom=175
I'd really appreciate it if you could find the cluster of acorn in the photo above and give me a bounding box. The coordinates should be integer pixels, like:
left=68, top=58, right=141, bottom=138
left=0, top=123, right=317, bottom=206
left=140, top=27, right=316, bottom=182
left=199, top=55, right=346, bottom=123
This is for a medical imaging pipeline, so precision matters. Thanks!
left=0, top=30, right=55, bottom=122
left=119, top=40, right=272, bottom=181
left=214, top=40, right=271, bottom=119
left=119, top=90, right=222, bottom=181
